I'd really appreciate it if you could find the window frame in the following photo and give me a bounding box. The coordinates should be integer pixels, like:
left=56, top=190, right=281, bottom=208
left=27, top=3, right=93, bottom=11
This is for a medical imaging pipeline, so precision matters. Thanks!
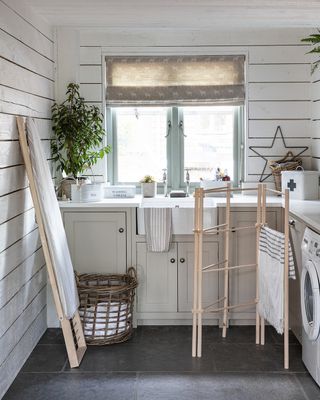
left=106, top=105, right=244, bottom=189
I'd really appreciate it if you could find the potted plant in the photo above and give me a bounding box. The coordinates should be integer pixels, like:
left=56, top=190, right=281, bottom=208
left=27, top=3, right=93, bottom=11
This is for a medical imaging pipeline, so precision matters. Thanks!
left=51, top=83, right=111, bottom=199
left=301, top=30, right=320, bottom=73
left=140, top=175, right=157, bottom=197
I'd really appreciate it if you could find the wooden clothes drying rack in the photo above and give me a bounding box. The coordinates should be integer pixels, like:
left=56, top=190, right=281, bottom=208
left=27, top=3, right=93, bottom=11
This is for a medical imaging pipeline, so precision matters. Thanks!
left=17, top=117, right=87, bottom=368
left=192, top=183, right=290, bottom=369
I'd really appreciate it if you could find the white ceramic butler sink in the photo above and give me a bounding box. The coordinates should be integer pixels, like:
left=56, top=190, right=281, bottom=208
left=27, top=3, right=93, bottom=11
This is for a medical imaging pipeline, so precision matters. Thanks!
left=137, top=197, right=217, bottom=235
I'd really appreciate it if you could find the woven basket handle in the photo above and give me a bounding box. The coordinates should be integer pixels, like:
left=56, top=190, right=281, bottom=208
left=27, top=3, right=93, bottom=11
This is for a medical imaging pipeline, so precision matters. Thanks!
left=274, top=151, right=296, bottom=164
left=127, top=266, right=137, bottom=280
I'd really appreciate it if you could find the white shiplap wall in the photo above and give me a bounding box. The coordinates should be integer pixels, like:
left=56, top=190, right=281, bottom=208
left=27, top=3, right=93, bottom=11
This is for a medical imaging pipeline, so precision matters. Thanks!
left=0, top=0, right=54, bottom=397
left=311, top=65, right=320, bottom=168
left=55, top=27, right=313, bottom=183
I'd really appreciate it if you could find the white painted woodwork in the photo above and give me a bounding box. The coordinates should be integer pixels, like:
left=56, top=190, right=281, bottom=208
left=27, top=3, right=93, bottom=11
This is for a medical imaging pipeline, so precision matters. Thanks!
left=0, top=308, right=46, bottom=398
left=0, top=267, right=47, bottom=337
left=0, top=166, right=28, bottom=196
left=80, top=46, right=102, bottom=65
left=0, top=114, right=52, bottom=140
left=0, top=187, right=33, bottom=225
left=64, top=211, right=127, bottom=274
left=178, top=242, right=219, bottom=314
left=228, top=210, right=277, bottom=320
left=136, top=242, right=178, bottom=313
left=79, top=65, right=102, bottom=83
left=248, top=64, right=310, bottom=83
left=288, top=215, right=305, bottom=344
left=79, top=84, right=102, bottom=102
left=0, top=1, right=53, bottom=396
left=0, top=2, right=53, bottom=60
left=0, top=208, right=37, bottom=253
left=249, top=45, right=311, bottom=64
left=24, top=1, right=320, bottom=29
left=0, top=288, right=46, bottom=367
left=249, top=101, right=310, bottom=120
left=0, top=85, right=53, bottom=119
left=248, top=120, right=311, bottom=139
left=0, top=29, right=53, bottom=79
left=0, top=248, right=45, bottom=309
left=248, top=83, right=310, bottom=101
left=0, top=229, right=41, bottom=281
left=0, top=58, right=54, bottom=100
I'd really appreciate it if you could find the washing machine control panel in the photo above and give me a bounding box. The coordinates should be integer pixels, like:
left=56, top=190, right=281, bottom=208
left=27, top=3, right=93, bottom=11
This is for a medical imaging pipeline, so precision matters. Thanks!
left=302, top=227, right=320, bottom=260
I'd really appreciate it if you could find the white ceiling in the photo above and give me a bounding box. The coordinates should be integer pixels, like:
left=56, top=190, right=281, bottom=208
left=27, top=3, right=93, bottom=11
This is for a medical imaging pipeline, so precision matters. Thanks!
left=23, top=0, right=320, bottom=29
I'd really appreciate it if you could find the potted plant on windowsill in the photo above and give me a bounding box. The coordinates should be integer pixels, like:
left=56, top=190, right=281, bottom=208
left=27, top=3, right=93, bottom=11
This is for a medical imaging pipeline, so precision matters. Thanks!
left=140, top=175, right=157, bottom=197
left=51, top=83, right=111, bottom=200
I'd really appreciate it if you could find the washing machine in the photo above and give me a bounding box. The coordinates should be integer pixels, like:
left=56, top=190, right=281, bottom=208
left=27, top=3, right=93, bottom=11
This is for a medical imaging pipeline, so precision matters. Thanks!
left=301, top=227, right=320, bottom=385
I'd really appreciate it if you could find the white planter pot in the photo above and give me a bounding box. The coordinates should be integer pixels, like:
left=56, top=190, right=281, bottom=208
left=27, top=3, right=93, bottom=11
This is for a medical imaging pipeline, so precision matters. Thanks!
left=141, top=182, right=157, bottom=198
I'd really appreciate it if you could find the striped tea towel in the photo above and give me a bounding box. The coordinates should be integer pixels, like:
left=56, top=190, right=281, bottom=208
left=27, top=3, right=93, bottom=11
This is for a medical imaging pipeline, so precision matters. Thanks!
left=144, top=208, right=172, bottom=252
left=258, top=226, right=296, bottom=334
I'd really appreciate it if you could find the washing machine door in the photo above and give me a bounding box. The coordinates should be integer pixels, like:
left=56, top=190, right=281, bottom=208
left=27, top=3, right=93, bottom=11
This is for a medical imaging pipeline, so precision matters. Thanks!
left=301, top=259, right=320, bottom=341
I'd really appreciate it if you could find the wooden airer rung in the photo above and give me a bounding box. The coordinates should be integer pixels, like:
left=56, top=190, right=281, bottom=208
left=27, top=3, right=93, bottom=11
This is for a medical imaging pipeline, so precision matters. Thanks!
left=192, top=183, right=290, bottom=369
left=17, top=117, right=87, bottom=368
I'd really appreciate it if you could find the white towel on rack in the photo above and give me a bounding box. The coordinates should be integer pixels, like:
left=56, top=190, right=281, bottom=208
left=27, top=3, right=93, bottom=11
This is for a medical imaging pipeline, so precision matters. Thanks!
left=258, top=226, right=296, bottom=334
left=144, top=208, right=172, bottom=252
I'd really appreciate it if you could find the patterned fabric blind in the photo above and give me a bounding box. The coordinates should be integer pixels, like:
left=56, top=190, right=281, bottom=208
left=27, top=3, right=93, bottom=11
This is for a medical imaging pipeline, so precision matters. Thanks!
left=105, top=55, right=245, bottom=106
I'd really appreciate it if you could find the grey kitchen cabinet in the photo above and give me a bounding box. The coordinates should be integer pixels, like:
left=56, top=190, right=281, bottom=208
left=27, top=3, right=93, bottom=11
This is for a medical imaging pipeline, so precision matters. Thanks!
left=63, top=211, right=127, bottom=274
left=178, top=241, right=219, bottom=313
left=136, top=240, right=219, bottom=316
left=136, top=243, right=178, bottom=313
left=288, top=214, right=306, bottom=344
left=220, top=208, right=279, bottom=323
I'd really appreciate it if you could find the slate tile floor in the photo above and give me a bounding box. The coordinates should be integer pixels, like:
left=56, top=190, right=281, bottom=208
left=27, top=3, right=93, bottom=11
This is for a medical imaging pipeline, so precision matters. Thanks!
left=4, top=326, right=320, bottom=400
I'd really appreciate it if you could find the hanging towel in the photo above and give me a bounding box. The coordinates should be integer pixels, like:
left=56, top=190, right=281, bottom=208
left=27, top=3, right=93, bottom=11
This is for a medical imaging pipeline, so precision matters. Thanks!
left=144, top=208, right=172, bottom=252
left=258, top=226, right=296, bottom=334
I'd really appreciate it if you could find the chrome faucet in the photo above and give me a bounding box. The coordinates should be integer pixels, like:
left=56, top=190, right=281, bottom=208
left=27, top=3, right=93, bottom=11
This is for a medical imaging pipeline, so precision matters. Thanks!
left=162, top=169, right=168, bottom=197
left=185, top=169, right=190, bottom=197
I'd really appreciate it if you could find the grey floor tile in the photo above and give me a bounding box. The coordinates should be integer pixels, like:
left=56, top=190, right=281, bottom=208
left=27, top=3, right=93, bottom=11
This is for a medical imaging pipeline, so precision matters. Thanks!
left=295, top=373, right=320, bottom=400
left=21, top=344, right=67, bottom=372
left=196, top=373, right=309, bottom=400
left=211, top=343, right=304, bottom=372
left=38, top=328, right=64, bottom=345
left=66, top=341, right=215, bottom=372
left=3, top=373, right=136, bottom=400
left=137, top=373, right=198, bottom=400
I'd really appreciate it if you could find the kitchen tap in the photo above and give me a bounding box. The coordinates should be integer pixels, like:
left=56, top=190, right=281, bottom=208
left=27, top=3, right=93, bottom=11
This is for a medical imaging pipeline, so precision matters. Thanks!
left=162, top=169, right=168, bottom=197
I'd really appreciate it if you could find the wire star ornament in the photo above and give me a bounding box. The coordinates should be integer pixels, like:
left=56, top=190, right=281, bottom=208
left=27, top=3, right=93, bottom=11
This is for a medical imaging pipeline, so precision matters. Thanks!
left=249, top=126, right=309, bottom=182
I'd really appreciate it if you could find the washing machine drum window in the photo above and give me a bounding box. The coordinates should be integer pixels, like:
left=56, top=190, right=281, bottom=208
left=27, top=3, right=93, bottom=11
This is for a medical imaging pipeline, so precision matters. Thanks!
left=301, top=260, right=320, bottom=341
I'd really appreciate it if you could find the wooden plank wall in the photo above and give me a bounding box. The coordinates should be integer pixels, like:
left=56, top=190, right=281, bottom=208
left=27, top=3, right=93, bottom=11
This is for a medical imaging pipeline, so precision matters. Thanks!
left=0, top=0, right=54, bottom=397
left=55, top=27, right=314, bottom=182
left=311, top=65, right=320, bottom=169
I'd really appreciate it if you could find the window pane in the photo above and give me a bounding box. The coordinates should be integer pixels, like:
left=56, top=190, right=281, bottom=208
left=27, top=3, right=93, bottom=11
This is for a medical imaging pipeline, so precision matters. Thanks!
left=115, top=107, right=167, bottom=182
left=183, top=106, right=235, bottom=182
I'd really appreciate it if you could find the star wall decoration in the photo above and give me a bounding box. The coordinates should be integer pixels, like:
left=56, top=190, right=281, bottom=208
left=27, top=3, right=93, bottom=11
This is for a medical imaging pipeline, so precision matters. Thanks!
left=249, top=126, right=309, bottom=182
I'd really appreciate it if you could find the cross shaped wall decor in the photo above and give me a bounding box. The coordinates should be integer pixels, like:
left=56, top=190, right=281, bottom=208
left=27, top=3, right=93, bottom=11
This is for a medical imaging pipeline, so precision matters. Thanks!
left=287, top=179, right=297, bottom=192
left=249, top=126, right=309, bottom=182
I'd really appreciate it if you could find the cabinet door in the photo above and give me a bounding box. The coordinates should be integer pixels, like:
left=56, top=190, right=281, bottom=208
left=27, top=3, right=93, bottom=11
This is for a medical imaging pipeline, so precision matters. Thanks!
left=64, top=212, right=126, bottom=274
left=289, top=216, right=305, bottom=343
left=178, top=242, right=219, bottom=313
left=228, top=210, right=277, bottom=319
left=136, top=243, right=177, bottom=313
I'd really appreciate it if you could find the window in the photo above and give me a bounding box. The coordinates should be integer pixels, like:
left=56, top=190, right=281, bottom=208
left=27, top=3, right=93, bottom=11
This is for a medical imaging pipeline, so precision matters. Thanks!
left=105, top=54, right=245, bottom=188
left=107, top=105, right=242, bottom=188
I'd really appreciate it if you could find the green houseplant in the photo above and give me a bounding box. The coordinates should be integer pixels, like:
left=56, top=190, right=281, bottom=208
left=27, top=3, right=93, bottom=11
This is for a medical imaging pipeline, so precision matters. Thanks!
left=140, top=175, right=157, bottom=197
left=51, top=83, right=111, bottom=180
left=301, top=30, right=320, bottom=74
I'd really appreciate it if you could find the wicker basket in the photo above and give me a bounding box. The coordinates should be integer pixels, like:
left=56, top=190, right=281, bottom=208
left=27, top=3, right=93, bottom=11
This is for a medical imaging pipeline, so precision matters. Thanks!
left=268, top=151, right=302, bottom=191
left=76, top=267, right=138, bottom=345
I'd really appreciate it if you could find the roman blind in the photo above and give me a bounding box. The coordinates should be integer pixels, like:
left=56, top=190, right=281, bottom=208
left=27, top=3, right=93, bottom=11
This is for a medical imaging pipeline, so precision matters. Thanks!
left=105, top=55, right=245, bottom=106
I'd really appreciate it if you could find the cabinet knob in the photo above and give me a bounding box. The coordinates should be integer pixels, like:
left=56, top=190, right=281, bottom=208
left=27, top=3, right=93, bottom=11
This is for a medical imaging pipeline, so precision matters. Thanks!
left=180, top=258, right=185, bottom=263
left=119, top=227, right=124, bottom=233
left=289, top=220, right=295, bottom=227
left=170, top=258, right=176, bottom=263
